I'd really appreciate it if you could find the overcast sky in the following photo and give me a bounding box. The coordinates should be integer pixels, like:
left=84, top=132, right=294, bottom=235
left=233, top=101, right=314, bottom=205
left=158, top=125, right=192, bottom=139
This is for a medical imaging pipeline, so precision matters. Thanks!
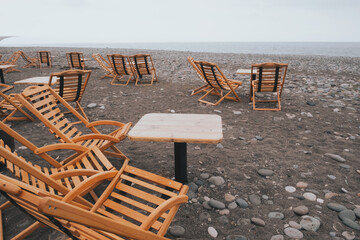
left=1, top=0, right=359, bottom=45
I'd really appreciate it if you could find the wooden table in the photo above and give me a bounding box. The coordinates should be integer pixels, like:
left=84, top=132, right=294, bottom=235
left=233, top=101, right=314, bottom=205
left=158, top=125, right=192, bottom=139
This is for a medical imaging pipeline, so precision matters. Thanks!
left=128, top=113, right=223, bottom=183
left=0, top=65, right=16, bottom=84
left=14, top=76, right=51, bottom=85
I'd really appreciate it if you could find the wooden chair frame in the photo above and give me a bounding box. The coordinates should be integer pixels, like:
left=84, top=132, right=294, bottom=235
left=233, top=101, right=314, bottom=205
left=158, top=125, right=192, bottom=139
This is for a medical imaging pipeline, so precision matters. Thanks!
left=0, top=51, right=21, bottom=73
left=250, top=62, right=288, bottom=111
left=0, top=83, right=34, bottom=123
left=193, top=60, right=242, bottom=106
left=107, top=54, right=136, bottom=85
left=187, top=56, right=210, bottom=96
left=129, top=54, right=158, bottom=86
left=66, top=52, right=85, bottom=70
left=17, top=85, right=132, bottom=160
left=19, top=51, right=39, bottom=68
left=92, top=53, right=115, bottom=79
left=38, top=51, right=52, bottom=68
left=48, top=69, right=92, bottom=120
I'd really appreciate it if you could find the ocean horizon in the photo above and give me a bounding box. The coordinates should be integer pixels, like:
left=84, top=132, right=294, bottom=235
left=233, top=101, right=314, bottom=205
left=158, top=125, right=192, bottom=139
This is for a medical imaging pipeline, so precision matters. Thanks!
left=1, top=41, right=360, bottom=57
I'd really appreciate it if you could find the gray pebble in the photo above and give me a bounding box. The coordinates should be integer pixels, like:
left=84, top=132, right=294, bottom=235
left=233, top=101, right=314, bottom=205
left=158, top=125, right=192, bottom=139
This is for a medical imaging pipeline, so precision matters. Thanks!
left=284, top=227, right=303, bottom=239
left=300, top=216, right=321, bottom=232
left=328, top=175, right=336, bottom=180
left=228, top=201, right=238, bottom=210
left=251, top=217, right=265, bottom=226
left=339, top=209, right=356, bottom=221
left=226, top=235, right=248, bottom=240
left=255, top=136, right=264, bottom=141
left=257, top=169, right=274, bottom=177
left=341, top=218, right=360, bottom=231
left=289, top=221, right=302, bottom=230
left=248, top=194, right=261, bottom=205
left=270, top=235, right=284, bottom=240
left=199, top=212, right=211, bottom=221
left=200, top=173, right=210, bottom=179
left=324, top=153, right=346, bottom=162
left=208, top=227, right=218, bottom=238
left=293, top=205, right=309, bottom=216
left=342, top=230, right=356, bottom=240
left=188, top=182, right=198, bottom=192
left=169, top=225, right=185, bottom=237
left=339, top=163, right=351, bottom=169
left=208, top=199, right=226, bottom=209
left=268, top=212, right=284, bottom=219
left=208, top=176, right=225, bottom=185
left=236, top=198, right=249, bottom=208
left=217, top=215, right=229, bottom=224
left=203, top=201, right=212, bottom=210
left=87, top=103, right=97, bottom=108
left=327, top=203, right=347, bottom=212
left=187, top=191, right=196, bottom=199
left=329, top=232, right=337, bottom=237
left=294, top=195, right=305, bottom=200
left=354, top=208, right=360, bottom=218
left=216, top=143, right=224, bottom=149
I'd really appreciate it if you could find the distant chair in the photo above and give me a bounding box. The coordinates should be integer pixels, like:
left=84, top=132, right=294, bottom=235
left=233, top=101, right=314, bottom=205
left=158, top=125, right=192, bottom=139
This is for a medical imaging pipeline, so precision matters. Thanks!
left=92, top=53, right=115, bottom=79
left=250, top=62, right=288, bottom=111
left=38, top=51, right=52, bottom=68
left=193, top=60, right=242, bottom=106
left=48, top=69, right=91, bottom=119
left=129, top=54, right=157, bottom=86
left=19, top=51, right=39, bottom=68
left=107, top=54, right=136, bottom=85
left=66, top=52, right=85, bottom=70
left=0, top=51, right=21, bottom=73
left=187, top=56, right=210, bottom=96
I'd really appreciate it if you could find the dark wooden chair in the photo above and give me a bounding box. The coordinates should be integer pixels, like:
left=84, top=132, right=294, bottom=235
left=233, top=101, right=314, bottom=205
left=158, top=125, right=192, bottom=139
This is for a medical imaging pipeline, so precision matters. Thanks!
left=107, top=54, right=136, bottom=85
left=66, top=52, right=85, bottom=70
left=0, top=51, right=22, bottom=73
left=38, top=51, right=52, bottom=68
left=187, top=56, right=210, bottom=96
left=19, top=51, right=39, bottom=68
left=129, top=54, right=158, bottom=86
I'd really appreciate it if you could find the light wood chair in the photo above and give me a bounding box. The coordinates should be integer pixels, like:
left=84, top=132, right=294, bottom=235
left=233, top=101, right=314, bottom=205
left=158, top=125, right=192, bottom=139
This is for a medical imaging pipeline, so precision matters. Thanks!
left=92, top=53, right=115, bottom=79
left=193, top=60, right=242, bottom=106
left=0, top=83, right=34, bottom=123
left=187, top=56, right=210, bottom=96
left=250, top=62, right=288, bottom=111
left=48, top=69, right=91, bottom=120
left=66, top=52, right=85, bottom=70
left=107, top=54, right=136, bottom=85
left=0, top=51, right=22, bottom=73
left=19, top=51, right=39, bottom=68
left=129, top=54, right=158, bottom=86
left=17, top=85, right=132, bottom=160
left=38, top=51, right=52, bottom=68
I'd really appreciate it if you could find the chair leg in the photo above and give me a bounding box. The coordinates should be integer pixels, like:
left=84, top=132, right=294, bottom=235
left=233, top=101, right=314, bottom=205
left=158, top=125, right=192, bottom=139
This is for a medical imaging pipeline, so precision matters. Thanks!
left=11, top=222, right=44, bottom=240
left=75, top=102, right=89, bottom=121
left=191, top=84, right=209, bottom=96
left=111, top=75, right=132, bottom=85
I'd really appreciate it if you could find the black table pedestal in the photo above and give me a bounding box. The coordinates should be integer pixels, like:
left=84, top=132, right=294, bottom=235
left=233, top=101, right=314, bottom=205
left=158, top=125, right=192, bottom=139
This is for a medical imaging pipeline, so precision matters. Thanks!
left=0, top=69, right=4, bottom=84
left=174, top=142, right=187, bottom=184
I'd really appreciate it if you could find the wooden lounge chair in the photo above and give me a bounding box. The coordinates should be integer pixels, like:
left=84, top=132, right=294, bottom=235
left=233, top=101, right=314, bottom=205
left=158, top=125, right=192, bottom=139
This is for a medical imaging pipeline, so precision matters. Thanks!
left=129, top=54, right=158, bottom=86
left=0, top=83, right=34, bottom=123
left=187, top=56, right=210, bottom=96
left=92, top=53, right=115, bottom=79
left=48, top=69, right=91, bottom=120
left=0, top=144, right=188, bottom=239
left=250, top=62, right=288, bottom=111
left=17, top=85, right=132, bottom=160
left=66, top=52, right=85, bottom=70
left=107, top=54, right=136, bottom=85
left=19, top=51, right=39, bottom=68
left=193, top=60, right=242, bottom=106
left=0, top=51, right=21, bottom=73
left=38, top=51, right=52, bottom=68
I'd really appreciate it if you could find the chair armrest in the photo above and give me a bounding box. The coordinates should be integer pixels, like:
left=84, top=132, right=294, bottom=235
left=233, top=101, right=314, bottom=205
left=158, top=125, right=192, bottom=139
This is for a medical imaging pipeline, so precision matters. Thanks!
left=228, top=79, right=242, bottom=85
left=86, top=120, right=132, bottom=128
left=72, top=134, right=119, bottom=143
left=34, top=143, right=89, bottom=154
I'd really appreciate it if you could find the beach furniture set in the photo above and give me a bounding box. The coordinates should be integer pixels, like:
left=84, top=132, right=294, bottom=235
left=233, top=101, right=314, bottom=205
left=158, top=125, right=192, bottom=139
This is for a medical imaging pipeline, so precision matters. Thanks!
left=188, top=56, right=288, bottom=111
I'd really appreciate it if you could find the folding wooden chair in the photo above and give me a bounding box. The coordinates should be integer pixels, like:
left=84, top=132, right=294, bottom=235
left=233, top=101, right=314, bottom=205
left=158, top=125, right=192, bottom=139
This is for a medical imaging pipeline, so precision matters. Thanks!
left=107, top=54, right=136, bottom=85
left=193, top=60, right=242, bottom=106
left=250, top=62, right=288, bottom=111
left=66, top=52, right=85, bottom=70
left=17, top=85, right=132, bottom=160
left=0, top=83, right=34, bottom=123
left=129, top=54, right=158, bottom=86
left=38, top=51, right=52, bottom=68
left=0, top=51, right=21, bottom=73
left=187, top=56, right=210, bottom=96
left=92, top=53, right=115, bottom=79
left=48, top=69, right=91, bottom=120
left=19, top=51, right=39, bottom=68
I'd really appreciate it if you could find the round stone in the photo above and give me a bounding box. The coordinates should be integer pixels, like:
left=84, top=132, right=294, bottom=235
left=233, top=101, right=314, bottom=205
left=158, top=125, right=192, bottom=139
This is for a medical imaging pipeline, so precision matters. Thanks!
left=339, top=209, right=356, bottom=221
left=226, top=235, right=248, bottom=240
left=225, top=193, right=236, bottom=202
left=342, top=231, right=356, bottom=240
left=257, top=169, right=274, bottom=177
left=327, top=203, right=347, bottom=212
left=87, top=103, right=97, bottom=108
left=251, top=217, right=265, bottom=226
left=284, top=227, right=303, bottom=239
left=303, top=192, right=317, bottom=201
left=228, top=202, right=238, bottom=210
left=188, top=182, right=198, bottom=192
left=341, top=218, right=360, bottom=231
left=354, top=208, right=360, bottom=218
left=270, top=235, right=284, bottom=240
left=296, top=181, right=308, bottom=188
left=199, top=212, right=211, bottom=222
left=200, top=173, right=210, bottom=179
left=248, top=194, right=261, bottom=205
left=328, top=175, right=336, bottom=180
left=325, top=192, right=338, bottom=199
left=236, top=198, right=249, bottom=208
left=208, top=199, right=226, bottom=209
left=202, top=201, right=212, bottom=210
left=300, top=216, right=321, bottom=232
left=208, top=226, right=218, bottom=238
left=289, top=221, right=301, bottom=229
left=285, top=186, right=296, bottom=193
left=187, top=191, right=196, bottom=199
left=217, top=215, right=229, bottom=224
left=268, top=212, right=284, bottom=219
left=219, top=209, right=230, bottom=215
left=293, top=206, right=309, bottom=216
left=169, top=225, right=185, bottom=237
left=324, top=153, right=346, bottom=162
left=208, top=176, right=225, bottom=186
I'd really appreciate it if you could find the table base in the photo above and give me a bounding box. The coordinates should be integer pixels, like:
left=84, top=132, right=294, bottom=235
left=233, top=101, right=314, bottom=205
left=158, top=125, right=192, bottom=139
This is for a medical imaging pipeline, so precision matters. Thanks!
left=174, top=142, right=187, bottom=184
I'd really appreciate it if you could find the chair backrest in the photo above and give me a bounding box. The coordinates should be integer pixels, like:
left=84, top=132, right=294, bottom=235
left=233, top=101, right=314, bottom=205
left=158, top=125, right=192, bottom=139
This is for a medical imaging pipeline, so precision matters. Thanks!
left=107, top=54, right=133, bottom=76
left=92, top=53, right=110, bottom=69
left=38, top=51, right=51, bottom=67
left=2, top=51, right=21, bottom=65
left=129, top=54, right=155, bottom=78
left=19, top=51, right=33, bottom=63
left=48, top=69, right=91, bottom=103
left=251, top=62, right=288, bottom=93
left=66, top=52, right=85, bottom=70
left=187, top=56, right=207, bottom=83
left=194, top=60, right=231, bottom=90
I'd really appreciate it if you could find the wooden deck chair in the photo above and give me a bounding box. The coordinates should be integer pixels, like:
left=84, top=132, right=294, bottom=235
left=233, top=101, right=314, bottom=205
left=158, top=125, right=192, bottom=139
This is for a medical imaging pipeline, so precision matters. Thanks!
left=48, top=69, right=91, bottom=120
left=17, top=85, right=132, bottom=160
left=0, top=51, right=21, bottom=73
left=0, top=83, right=34, bottom=123
left=92, top=53, right=115, bottom=79
left=250, top=62, right=288, bottom=111
left=193, top=60, right=242, bottom=106
left=107, top=54, right=136, bottom=85
left=19, top=51, right=39, bottom=68
left=66, top=52, right=85, bottom=70
left=38, top=51, right=52, bottom=68
left=187, top=56, right=210, bottom=96
left=129, top=54, right=158, bottom=86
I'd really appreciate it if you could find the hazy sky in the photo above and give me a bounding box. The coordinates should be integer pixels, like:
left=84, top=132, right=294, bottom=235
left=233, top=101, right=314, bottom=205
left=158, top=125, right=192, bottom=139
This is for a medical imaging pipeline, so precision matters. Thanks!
left=1, top=0, right=359, bottom=44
